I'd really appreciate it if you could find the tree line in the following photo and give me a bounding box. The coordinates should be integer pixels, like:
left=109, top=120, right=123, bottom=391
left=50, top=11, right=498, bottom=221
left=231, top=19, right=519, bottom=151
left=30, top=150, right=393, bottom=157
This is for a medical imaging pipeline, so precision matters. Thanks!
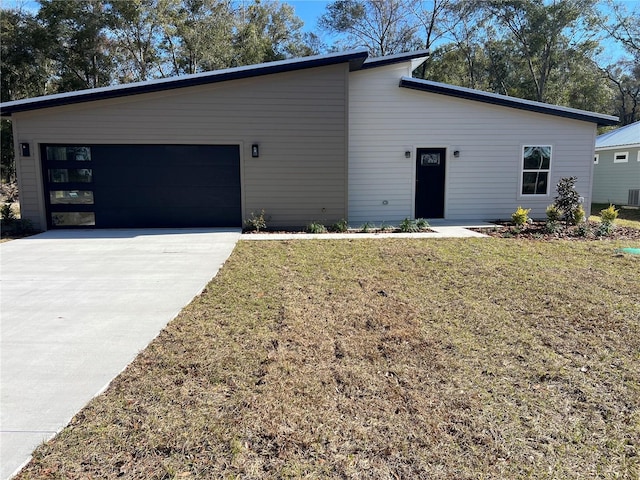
left=1, top=0, right=638, bottom=182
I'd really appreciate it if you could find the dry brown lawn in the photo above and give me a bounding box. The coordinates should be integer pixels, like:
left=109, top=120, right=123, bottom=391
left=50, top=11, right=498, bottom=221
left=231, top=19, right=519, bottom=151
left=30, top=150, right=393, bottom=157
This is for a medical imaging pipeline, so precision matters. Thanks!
left=17, top=238, right=640, bottom=479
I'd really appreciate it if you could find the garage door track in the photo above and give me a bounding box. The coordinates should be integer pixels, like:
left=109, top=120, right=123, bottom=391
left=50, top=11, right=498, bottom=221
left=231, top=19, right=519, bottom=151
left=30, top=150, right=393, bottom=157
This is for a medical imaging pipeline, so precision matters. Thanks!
left=0, top=229, right=240, bottom=480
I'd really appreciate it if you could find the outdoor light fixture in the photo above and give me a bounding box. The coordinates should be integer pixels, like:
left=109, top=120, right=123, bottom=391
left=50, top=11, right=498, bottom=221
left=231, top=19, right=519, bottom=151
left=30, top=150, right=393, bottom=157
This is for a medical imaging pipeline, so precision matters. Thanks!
left=20, top=143, right=30, bottom=157
left=251, top=144, right=259, bottom=157
left=453, top=150, right=460, bottom=158
left=405, top=150, right=411, bottom=158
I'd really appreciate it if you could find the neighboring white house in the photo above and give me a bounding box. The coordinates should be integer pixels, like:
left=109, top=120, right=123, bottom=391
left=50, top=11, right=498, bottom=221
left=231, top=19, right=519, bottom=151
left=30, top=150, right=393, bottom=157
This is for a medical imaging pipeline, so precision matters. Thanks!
left=593, top=121, right=640, bottom=206
left=0, top=49, right=618, bottom=231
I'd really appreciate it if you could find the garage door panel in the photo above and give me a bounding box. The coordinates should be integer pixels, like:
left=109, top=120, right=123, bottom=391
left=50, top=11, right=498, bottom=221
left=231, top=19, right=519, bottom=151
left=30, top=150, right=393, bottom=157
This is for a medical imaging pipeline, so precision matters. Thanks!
left=42, top=144, right=241, bottom=228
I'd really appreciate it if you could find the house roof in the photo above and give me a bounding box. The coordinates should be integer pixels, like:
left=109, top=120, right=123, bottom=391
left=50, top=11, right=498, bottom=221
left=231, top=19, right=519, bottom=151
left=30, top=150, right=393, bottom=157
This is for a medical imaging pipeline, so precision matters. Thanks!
left=0, top=48, right=371, bottom=116
left=361, top=49, right=430, bottom=69
left=399, top=77, right=619, bottom=127
left=596, top=121, right=640, bottom=149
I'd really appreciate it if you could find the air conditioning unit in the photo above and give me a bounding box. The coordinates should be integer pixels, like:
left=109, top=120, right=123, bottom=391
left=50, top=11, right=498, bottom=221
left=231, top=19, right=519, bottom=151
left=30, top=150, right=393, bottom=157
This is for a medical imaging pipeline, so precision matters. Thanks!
left=629, top=189, right=640, bottom=207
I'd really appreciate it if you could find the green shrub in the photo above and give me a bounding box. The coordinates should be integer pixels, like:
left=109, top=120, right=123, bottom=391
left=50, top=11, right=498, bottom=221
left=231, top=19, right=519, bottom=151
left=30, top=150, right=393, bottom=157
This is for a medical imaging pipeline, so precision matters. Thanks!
left=415, top=218, right=430, bottom=230
left=576, top=222, right=591, bottom=237
left=244, top=209, right=267, bottom=232
left=511, top=206, right=530, bottom=226
left=545, top=204, right=562, bottom=223
left=554, top=177, right=581, bottom=225
left=600, top=204, right=619, bottom=224
left=360, top=222, right=373, bottom=233
left=1, top=202, right=16, bottom=223
left=377, top=222, right=391, bottom=232
left=544, top=220, right=561, bottom=234
left=399, top=217, right=419, bottom=232
left=597, top=222, right=615, bottom=237
left=306, top=222, right=327, bottom=233
left=571, top=205, right=585, bottom=224
left=330, top=218, right=348, bottom=233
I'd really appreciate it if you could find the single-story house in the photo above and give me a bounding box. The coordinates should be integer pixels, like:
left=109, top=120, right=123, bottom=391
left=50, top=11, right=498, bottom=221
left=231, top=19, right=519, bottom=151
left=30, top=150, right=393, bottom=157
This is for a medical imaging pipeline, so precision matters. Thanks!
left=592, top=121, right=640, bottom=206
left=0, top=48, right=618, bottom=231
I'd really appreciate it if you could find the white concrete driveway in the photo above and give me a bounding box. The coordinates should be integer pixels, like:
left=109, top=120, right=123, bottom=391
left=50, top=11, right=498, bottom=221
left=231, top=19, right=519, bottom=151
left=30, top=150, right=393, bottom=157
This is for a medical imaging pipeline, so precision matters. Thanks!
left=0, top=229, right=240, bottom=480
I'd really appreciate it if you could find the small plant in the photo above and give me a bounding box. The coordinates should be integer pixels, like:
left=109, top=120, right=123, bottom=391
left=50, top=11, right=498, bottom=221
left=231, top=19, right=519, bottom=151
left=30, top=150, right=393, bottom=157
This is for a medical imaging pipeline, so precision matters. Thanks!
left=244, top=209, right=267, bottom=232
left=360, top=222, right=373, bottom=233
left=377, top=221, right=391, bottom=232
left=571, top=205, right=585, bottom=225
left=1, top=202, right=16, bottom=223
left=544, top=220, right=561, bottom=234
left=330, top=218, right=348, bottom=233
left=554, top=177, right=581, bottom=225
left=576, top=222, right=592, bottom=238
left=546, top=204, right=562, bottom=223
left=399, top=217, right=419, bottom=232
left=596, top=221, right=615, bottom=237
left=306, top=221, right=327, bottom=233
left=415, top=218, right=430, bottom=231
left=511, top=206, right=531, bottom=226
left=600, top=204, right=619, bottom=225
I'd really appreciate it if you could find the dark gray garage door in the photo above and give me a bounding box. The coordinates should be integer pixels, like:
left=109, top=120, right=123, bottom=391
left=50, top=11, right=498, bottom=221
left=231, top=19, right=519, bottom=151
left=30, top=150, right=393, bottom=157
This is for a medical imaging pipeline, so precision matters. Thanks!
left=42, top=144, right=241, bottom=228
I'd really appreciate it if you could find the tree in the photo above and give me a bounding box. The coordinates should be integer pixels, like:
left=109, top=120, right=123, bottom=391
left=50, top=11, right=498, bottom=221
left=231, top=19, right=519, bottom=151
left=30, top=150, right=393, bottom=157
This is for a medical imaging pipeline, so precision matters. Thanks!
left=232, top=1, right=318, bottom=66
left=108, top=0, right=164, bottom=82
left=319, top=0, right=422, bottom=56
left=604, top=62, right=640, bottom=125
left=158, top=0, right=234, bottom=76
left=481, top=0, right=601, bottom=103
left=0, top=7, right=52, bottom=183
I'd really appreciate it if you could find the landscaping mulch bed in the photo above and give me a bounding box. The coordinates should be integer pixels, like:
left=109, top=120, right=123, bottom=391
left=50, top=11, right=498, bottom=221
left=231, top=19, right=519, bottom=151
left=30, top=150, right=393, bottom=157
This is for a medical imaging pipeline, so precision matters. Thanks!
left=474, top=221, right=640, bottom=241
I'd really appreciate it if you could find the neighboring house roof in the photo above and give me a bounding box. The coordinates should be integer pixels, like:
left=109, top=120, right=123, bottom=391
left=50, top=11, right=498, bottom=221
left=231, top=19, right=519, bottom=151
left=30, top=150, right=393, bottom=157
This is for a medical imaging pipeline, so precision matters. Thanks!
left=0, top=48, right=371, bottom=116
left=399, top=77, right=619, bottom=127
left=595, top=121, right=640, bottom=149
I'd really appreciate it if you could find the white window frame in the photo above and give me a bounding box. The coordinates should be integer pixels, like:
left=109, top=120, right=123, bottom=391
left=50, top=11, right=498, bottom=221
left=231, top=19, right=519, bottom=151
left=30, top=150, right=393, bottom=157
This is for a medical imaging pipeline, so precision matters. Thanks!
left=594, top=153, right=599, bottom=165
left=614, top=151, right=629, bottom=163
left=521, top=145, right=552, bottom=196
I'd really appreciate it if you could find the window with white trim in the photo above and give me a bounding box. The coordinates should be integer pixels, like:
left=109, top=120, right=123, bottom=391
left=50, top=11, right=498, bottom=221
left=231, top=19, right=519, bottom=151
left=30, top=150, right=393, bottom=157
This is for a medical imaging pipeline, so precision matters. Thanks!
left=521, top=146, right=551, bottom=195
left=594, top=154, right=599, bottom=165
left=614, top=151, right=628, bottom=163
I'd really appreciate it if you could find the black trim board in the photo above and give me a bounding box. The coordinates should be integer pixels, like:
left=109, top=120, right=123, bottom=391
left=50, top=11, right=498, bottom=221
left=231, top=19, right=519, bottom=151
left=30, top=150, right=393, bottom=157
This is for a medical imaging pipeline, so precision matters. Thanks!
left=1, top=49, right=369, bottom=116
left=399, top=77, right=619, bottom=126
left=361, top=50, right=430, bottom=69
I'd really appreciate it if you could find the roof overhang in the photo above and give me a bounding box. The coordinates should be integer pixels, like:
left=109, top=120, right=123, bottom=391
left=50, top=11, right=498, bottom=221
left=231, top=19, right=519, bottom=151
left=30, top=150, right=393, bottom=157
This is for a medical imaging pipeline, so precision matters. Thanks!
left=399, top=77, right=619, bottom=127
left=0, top=48, right=369, bottom=116
left=361, top=49, right=429, bottom=70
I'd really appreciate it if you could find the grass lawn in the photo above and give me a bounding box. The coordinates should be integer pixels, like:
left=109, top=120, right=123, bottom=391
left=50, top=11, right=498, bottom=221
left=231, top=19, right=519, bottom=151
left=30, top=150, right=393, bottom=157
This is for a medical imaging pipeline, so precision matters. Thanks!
left=17, top=239, right=640, bottom=479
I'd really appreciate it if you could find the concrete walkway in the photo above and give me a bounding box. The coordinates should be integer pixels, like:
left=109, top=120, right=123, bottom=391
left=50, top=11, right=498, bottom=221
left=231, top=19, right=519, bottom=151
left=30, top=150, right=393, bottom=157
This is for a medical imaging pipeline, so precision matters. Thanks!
left=242, top=221, right=495, bottom=240
left=0, top=229, right=241, bottom=480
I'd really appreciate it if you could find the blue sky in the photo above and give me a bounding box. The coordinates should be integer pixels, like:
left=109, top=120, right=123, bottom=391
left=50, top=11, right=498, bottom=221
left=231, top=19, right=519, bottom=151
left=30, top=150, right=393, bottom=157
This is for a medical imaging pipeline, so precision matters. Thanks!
left=288, top=0, right=331, bottom=32
left=2, top=0, right=632, bottom=63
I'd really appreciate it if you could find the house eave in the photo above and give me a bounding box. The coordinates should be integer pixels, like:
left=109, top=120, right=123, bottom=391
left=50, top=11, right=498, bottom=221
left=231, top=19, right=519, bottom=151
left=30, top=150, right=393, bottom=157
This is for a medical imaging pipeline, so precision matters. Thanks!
left=0, top=49, right=369, bottom=116
left=399, top=77, right=619, bottom=127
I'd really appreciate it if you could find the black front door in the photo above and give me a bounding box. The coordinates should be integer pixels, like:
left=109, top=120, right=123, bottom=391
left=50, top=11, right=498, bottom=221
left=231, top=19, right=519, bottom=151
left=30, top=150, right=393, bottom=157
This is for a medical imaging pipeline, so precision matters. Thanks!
left=415, top=148, right=446, bottom=218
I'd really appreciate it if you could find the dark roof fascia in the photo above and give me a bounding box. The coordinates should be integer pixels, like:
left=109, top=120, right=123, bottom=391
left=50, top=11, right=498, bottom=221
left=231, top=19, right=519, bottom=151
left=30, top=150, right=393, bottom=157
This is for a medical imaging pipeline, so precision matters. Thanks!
left=399, top=77, right=619, bottom=126
left=0, top=49, right=369, bottom=116
left=361, top=50, right=430, bottom=70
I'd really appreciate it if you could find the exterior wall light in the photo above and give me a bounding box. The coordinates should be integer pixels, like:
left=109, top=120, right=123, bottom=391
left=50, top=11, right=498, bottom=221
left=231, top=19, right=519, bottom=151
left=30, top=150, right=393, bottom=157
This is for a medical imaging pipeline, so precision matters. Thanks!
left=405, top=150, right=411, bottom=158
left=453, top=150, right=460, bottom=158
left=251, top=144, right=260, bottom=157
left=20, top=143, right=30, bottom=157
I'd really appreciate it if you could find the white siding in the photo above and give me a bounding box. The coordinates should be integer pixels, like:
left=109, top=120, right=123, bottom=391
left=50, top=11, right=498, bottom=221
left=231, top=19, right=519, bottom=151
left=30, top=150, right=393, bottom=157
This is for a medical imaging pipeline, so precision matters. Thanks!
left=592, top=147, right=640, bottom=205
left=13, top=64, right=348, bottom=230
left=348, top=64, right=598, bottom=223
